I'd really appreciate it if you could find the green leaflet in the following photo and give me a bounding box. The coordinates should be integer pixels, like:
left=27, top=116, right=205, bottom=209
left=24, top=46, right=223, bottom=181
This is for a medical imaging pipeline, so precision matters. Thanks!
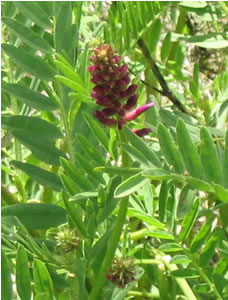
left=16, top=245, right=32, bottom=300
left=1, top=249, right=12, bottom=300
left=179, top=198, right=200, bottom=242
left=123, top=127, right=161, bottom=167
left=2, top=44, right=55, bottom=81
left=199, top=229, right=222, bottom=267
left=83, top=112, right=109, bottom=152
left=190, top=215, right=215, bottom=252
left=2, top=203, right=67, bottom=230
left=55, top=75, right=88, bottom=95
left=14, top=1, right=52, bottom=29
left=2, top=115, right=63, bottom=140
left=33, top=259, right=54, bottom=297
left=61, top=157, right=95, bottom=191
left=2, top=82, right=58, bottom=111
left=200, top=127, right=223, bottom=184
left=11, top=130, right=65, bottom=166
left=159, top=181, right=169, bottom=222
left=176, top=119, right=202, bottom=178
left=223, top=131, right=228, bottom=188
left=158, top=123, right=185, bottom=174
left=114, top=172, right=150, bottom=198
left=2, top=17, right=53, bottom=53
left=11, top=161, right=62, bottom=192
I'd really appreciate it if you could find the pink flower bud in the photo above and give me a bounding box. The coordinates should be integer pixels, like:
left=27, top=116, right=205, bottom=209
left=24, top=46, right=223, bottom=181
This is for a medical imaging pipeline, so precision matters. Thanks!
left=123, top=102, right=155, bottom=122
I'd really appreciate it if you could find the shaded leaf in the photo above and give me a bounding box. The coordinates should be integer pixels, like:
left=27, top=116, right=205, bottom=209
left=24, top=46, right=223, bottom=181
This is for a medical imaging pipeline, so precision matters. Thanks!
left=2, top=203, right=67, bottom=230
left=2, top=115, right=63, bottom=140
left=2, top=17, right=53, bottom=53
left=2, top=44, right=55, bottom=81
left=114, top=172, right=150, bottom=198
left=11, top=161, right=62, bottom=192
left=16, top=245, right=32, bottom=300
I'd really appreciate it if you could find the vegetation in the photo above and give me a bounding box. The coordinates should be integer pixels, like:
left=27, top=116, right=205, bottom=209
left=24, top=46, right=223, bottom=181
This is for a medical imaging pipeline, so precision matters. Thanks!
left=1, top=1, right=228, bottom=300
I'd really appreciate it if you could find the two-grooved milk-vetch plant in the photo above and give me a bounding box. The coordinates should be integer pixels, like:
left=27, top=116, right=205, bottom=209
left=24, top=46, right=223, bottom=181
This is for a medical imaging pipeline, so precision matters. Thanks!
left=88, top=44, right=154, bottom=136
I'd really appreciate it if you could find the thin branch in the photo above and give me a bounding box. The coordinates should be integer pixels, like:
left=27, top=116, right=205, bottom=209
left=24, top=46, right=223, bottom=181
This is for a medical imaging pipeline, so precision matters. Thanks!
left=137, top=38, right=200, bottom=121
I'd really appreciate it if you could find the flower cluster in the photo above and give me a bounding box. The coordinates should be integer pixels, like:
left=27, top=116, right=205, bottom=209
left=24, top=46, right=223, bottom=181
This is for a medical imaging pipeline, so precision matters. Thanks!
left=106, top=257, right=136, bottom=288
left=88, top=45, right=154, bottom=137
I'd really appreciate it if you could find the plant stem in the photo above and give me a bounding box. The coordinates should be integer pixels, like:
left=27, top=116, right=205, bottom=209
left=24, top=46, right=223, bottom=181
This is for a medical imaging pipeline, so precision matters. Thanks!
left=160, top=256, right=198, bottom=300
left=88, top=130, right=130, bottom=300
left=1, top=184, right=19, bottom=205
left=128, top=290, right=159, bottom=298
left=137, top=38, right=201, bottom=122
left=189, top=256, right=223, bottom=300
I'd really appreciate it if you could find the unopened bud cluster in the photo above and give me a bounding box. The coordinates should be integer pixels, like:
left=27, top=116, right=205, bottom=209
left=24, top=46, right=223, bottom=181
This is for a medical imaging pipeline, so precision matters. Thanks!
left=106, top=257, right=136, bottom=288
left=55, top=228, right=80, bottom=253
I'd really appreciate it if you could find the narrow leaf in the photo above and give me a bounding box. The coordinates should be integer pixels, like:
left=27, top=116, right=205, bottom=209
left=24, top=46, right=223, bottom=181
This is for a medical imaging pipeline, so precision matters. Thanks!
left=83, top=112, right=109, bottom=152
left=127, top=208, right=164, bottom=229
left=61, top=158, right=95, bottom=191
left=2, top=82, right=59, bottom=111
left=2, top=115, right=63, bottom=140
left=159, top=181, right=169, bottom=222
left=179, top=198, right=200, bottom=242
left=200, top=127, right=223, bottom=184
left=2, top=44, right=55, bottom=81
left=14, top=2, right=52, bottom=28
left=55, top=75, right=88, bottom=95
left=158, top=123, right=185, bottom=173
left=176, top=119, right=202, bottom=178
left=114, top=172, right=150, bottom=198
left=190, top=215, right=215, bottom=253
left=2, top=203, right=67, bottom=230
left=200, top=229, right=222, bottom=267
left=33, top=259, right=54, bottom=296
left=224, top=131, right=228, bottom=188
left=1, top=249, right=12, bottom=300
left=2, top=17, right=52, bottom=53
left=11, top=161, right=62, bottom=192
left=12, top=131, right=65, bottom=166
left=123, top=127, right=161, bottom=167
left=55, top=60, right=83, bottom=85
left=16, top=245, right=32, bottom=300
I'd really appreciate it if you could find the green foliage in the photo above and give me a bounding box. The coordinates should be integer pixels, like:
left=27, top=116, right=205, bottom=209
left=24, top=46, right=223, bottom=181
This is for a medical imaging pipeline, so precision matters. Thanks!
left=1, top=1, right=228, bottom=300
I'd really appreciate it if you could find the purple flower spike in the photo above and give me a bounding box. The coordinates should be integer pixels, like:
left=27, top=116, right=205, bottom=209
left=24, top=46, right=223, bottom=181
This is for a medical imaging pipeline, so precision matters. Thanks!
left=88, top=45, right=155, bottom=137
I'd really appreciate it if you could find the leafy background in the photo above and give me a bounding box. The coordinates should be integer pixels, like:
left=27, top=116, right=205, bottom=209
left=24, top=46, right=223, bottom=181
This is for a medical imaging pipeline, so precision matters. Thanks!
left=1, top=1, right=228, bottom=300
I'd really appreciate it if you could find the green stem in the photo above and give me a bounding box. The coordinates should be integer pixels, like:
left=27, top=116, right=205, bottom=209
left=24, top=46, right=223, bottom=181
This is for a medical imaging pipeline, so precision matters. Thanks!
left=88, top=130, right=130, bottom=300
left=189, top=255, right=223, bottom=300
left=41, top=81, right=75, bottom=164
left=167, top=7, right=187, bottom=61
left=128, top=290, right=159, bottom=298
left=1, top=184, right=19, bottom=205
left=159, top=256, right=198, bottom=300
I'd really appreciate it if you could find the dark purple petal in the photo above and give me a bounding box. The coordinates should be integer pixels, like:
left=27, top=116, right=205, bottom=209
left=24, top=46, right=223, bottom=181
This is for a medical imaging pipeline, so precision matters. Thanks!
left=94, top=111, right=117, bottom=126
left=122, top=94, right=138, bottom=110
left=90, top=74, right=103, bottom=84
left=101, top=108, right=117, bottom=116
left=125, top=84, right=138, bottom=97
left=93, top=85, right=110, bottom=95
left=132, top=128, right=152, bottom=137
left=121, top=74, right=130, bottom=85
